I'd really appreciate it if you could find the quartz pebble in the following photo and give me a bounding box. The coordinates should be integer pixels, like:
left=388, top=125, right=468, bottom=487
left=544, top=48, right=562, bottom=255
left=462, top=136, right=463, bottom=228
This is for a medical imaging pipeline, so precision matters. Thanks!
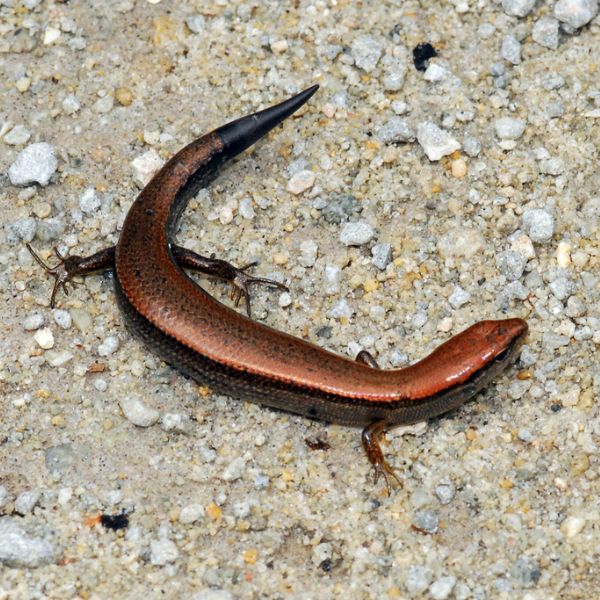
left=80, top=188, right=101, bottom=213
left=560, top=515, right=586, bottom=537
left=298, top=240, right=318, bottom=267
left=150, top=538, right=179, bottom=566
left=131, top=149, right=163, bottom=188
left=339, top=221, right=375, bottom=246
left=429, top=576, right=457, bottom=600
left=4, top=217, right=37, bottom=244
left=23, top=313, right=44, bottom=331
left=322, top=194, right=360, bottom=224
left=554, top=0, right=598, bottom=29
left=4, top=125, right=31, bottom=146
left=350, top=35, right=382, bottom=72
left=286, top=170, right=315, bottom=195
left=416, top=122, right=460, bottom=161
left=8, top=143, right=57, bottom=186
left=15, top=490, right=39, bottom=514
left=98, top=335, right=119, bottom=356
left=52, top=309, right=72, bottom=329
left=494, top=117, right=525, bottom=140
left=376, top=118, right=415, bottom=144
left=522, top=209, right=555, bottom=243
left=532, top=17, right=560, bottom=49
left=371, top=243, right=392, bottom=270
left=179, top=503, right=204, bottom=524
left=120, top=396, right=160, bottom=427
left=161, top=412, right=191, bottom=434
left=406, top=566, right=433, bottom=595
left=501, top=35, right=521, bottom=64
left=34, top=328, right=54, bottom=349
left=449, top=286, right=471, bottom=309
left=0, top=519, right=60, bottom=568
left=412, top=509, right=439, bottom=533
left=502, top=0, right=536, bottom=17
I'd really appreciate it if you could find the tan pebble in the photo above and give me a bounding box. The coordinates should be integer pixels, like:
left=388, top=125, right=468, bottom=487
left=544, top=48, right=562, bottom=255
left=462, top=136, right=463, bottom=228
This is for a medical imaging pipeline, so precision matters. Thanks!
left=437, top=317, right=453, bottom=332
left=33, top=203, right=51, bottom=218
left=556, top=241, right=572, bottom=268
left=115, top=87, right=133, bottom=106
left=243, top=548, right=259, bottom=564
left=273, top=253, right=288, bottom=266
left=271, top=40, right=288, bottom=53
left=206, top=502, right=222, bottom=522
left=363, top=279, right=379, bottom=292
left=16, top=77, right=31, bottom=93
left=51, top=415, right=65, bottom=427
left=451, top=158, right=467, bottom=178
left=561, top=515, right=585, bottom=538
left=103, top=419, right=113, bottom=431
left=321, top=103, right=335, bottom=118
left=571, top=250, right=588, bottom=268
left=571, top=453, right=590, bottom=476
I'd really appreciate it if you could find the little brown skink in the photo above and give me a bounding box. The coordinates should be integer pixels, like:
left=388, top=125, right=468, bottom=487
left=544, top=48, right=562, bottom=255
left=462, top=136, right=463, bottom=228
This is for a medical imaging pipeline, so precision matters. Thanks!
left=28, top=85, right=528, bottom=486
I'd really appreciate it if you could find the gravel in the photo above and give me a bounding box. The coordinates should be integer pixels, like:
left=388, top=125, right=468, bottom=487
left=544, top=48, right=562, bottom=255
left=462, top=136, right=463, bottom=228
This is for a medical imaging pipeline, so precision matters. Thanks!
left=0, top=518, right=60, bottom=568
left=8, top=142, right=57, bottom=186
left=416, top=121, right=461, bottom=161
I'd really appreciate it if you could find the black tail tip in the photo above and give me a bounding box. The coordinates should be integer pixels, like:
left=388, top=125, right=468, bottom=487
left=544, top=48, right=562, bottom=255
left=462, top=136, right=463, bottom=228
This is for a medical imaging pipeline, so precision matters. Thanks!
left=217, top=84, right=320, bottom=158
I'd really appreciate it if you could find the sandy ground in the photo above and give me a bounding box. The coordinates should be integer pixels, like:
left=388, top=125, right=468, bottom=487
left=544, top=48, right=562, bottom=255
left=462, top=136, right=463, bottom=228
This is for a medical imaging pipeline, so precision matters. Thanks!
left=1, top=0, right=599, bottom=598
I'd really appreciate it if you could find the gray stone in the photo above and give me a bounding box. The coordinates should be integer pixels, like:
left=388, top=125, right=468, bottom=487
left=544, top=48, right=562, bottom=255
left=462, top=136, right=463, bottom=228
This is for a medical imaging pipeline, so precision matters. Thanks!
left=339, top=221, right=375, bottom=246
left=350, top=35, right=383, bottom=72
left=430, top=576, right=458, bottom=600
left=554, top=0, right=598, bottom=29
left=371, top=243, right=392, bottom=270
left=495, top=117, right=526, bottom=140
left=497, top=250, right=527, bottom=280
left=522, top=209, right=554, bottom=243
left=376, top=117, right=415, bottom=144
left=532, top=16, right=560, bottom=49
left=45, top=444, right=76, bottom=474
left=0, top=518, right=60, bottom=568
left=4, top=217, right=37, bottom=244
left=412, top=509, right=439, bottom=533
left=322, top=194, right=361, bottom=224
left=502, top=0, right=536, bottom=17
left=405, top=565, right=433, bottom=595
left=501, top=35, right=521, bottom=64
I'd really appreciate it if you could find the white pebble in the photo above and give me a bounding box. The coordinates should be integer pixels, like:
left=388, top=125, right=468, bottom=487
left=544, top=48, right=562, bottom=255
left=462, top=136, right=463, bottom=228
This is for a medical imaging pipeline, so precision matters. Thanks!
left=298, top=240, right=318, bottom=267
left=186, top=14, right=205, bottom=33
left=34, top=328, right=54, bottom=350
left=494, top=117, right=526, bottom=140
left=501, top=35, right=521, bottom=64
left=79, top=188, right=101, bottom=213
left=560, top=515, right=586, bottom=538
left=150, top=538, right=179, bottom=566
left=98, top=335, right=119, bottom=356
left=278, top=292, right=292, bottom=308
left=287, top=170, right=316, bottom=195
left=222, top=456, right=247, bottom=482
left=52, top=309, right=72, bottom=329
left=46, top=350, right=74, bottom=367
left=556, top=241, right=572, bottom=268
left=532, top=16, right=560, bottom=49
left=449, top=286, right=471, bottom=309
left=131, top=149, right=163, bottom=188
left=15, top=490, right=39, bottom=514
left=161, top=412, right=191, bottom=434
left=43, top=26, right=61, bottom=45
left=93, top=95, right=114, bottom=114
left=350, top=35, right=383, bottom=72
left=423, top=62, right=452, bottom=82
left=324, top=264, right=341, bottom=294
left=120, top=396, right=159, bottom=427
left=554, top=0, right=598, bottom=29
left=429, top=576, right=457, bottom=600
left=522, top=208, right=555, bottom=243
left=4, top=125, right=31, bottom=146
left=179, top=503, right=204, bottom=524
left=328, top=299, right=352, bottom=319
left=23, top=313, right=44, bottom=331
left=502, top=0, right=536, bottom=17
left=0, top=519, right=59, bottom=568
left=238, top=197, right=255, bottom=219
left=416, top=122, right=460, bottom=161
left=62, top=94, right=81, bottom=115
left=8, top=143, right=57, bottom=187
left=339, top=221, right=375, bottom=246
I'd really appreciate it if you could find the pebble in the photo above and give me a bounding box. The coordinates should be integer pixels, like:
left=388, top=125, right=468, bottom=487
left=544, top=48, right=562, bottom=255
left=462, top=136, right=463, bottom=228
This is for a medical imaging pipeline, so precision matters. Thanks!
left=298, top=240, right=318, bottom=267
left=560, top=515, right=586, bottom=538
left=93, top=95, right=114, bottom=114
left=286, top=169, right=315, bottom=195
left=532, top=16, right=560, bottom=50
left=462, top=137, right=482, bottom=157
left=45, top=444, right=76, bottom=474
left=554, top=0, right=598, bottom=29
left=449, top=286, right=471, bottom=309
left=429, top=576, right=457, bottom=600
left=412, top=509, right=439, bottom=533
left=0, top=519, right=60, bottom=568
left=0, top=486, right=7, bottom=509
left=566, top=296, right=586, bottom=318
left=238, top=197, right=255, bottom=219
left=52, top=309, right=72, bottom=329
left=502, top=0, right=536, bottom=17
left=179, top=503, right=205, bottom=524
left=46, top=350, right=74, bottom=367
left=494, top=117, right=526, bottom=140
left=350, top=35, right=383, bottom=72
left=423, top=62, right=452, bottom=82
left=416, top=122, right=461, bottom=161
left=131, top=149, right=163, bottom=188
left=4, top=125, right=31, bottom=146
left=435, top=483, right=455, bottom=504
left=161, top=412, right=191, bottom=434
left=322, top=194, right=360, bottom=224
left=150, top=538, right=179, bottom=566
left=549, top=277, right=574, bottom=301
left=437, top=227, right=484, bottom=259
left=497, top=250, right=527, bottom=280
left=79, top=188, right=101, bottom=213
left=328, top=299, right=352, bottom=319
left=501, top=35, right=521, bottom=64
left=23, top=313, right=44, bottom=331
left=115, top=87, right=133, bottom=106
left=510, top=557, right=541, bottom=587
left=98, top=335, right=119, bottom=356
left=405, top=566, right=433, bottom=595
left=556, top=241, right=572, bottom=268
left=522, top=208, right=555, bottom=243
left=34, top=328, right=54, bottom=350
left=539, top=157, right=565, bottom=175
left=376, top=117, right=415, bottom=144
left=311, top=542, right=333, bottom=566
left=383, top=61, right=406, bottom=91
left=15, top=490, right=40, bottom=514
left=8, top=142, right=57, bottom=187
left=451, top=158, right=467, bottom=178
left=371, top=243, right=392, bottom=270
left=4, top=217, right=37, bottom=244
left=37, top=217, right=64, bottom=243
left=324, top=265, right=341, bottom=294
left=186, top=14, right=206, bottom=34
left=339, top=221, right=375, bottom=246
left=222, top=456, right=247, bottom=482
left=120, top=396, right=160, bottom=427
